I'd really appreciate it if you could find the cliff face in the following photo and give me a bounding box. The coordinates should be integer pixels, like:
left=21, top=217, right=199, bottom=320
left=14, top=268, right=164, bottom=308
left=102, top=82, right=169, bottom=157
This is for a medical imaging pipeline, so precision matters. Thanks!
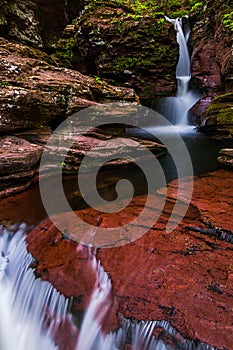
left=190, top=0, right=233, bottom=95
left=72, top=2, right=178, bottom=100
left=0, top=0, right=84, bottom=49
left=189, top=0, right=233, bottom=136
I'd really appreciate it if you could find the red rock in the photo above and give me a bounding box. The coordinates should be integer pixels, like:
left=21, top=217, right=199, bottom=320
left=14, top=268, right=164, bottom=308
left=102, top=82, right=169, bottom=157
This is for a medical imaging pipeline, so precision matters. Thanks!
left=27, top=169, right=233, bottom=349
left=0, top=136, right=43, bottom=197
left=190, top=0, right=233, bottom=94
left=0, top=37, right=139, bottom=132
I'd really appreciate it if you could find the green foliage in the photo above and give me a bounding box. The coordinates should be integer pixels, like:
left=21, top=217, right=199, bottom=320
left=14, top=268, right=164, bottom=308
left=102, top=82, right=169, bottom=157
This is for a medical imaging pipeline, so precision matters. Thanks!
left=168, top=9, right=189, bottom=18
left=222, top=12, right=233, bottom=31
left=55, top=38, right=75, bottom=67
left=94, top=75, right=102, bottom=82
left=191, top=2, right=203, bottom=12
left=0, top=80, right=10, bottom=86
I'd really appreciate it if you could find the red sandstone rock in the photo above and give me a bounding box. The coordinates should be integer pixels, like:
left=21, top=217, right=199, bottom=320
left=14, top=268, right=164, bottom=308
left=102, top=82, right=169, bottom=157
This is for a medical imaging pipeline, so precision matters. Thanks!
left=0, top=37, right=138, bottom=132
left=0, top=136, right=43, bottom=197
left=27, top=169, right=233, bottom=349
left=190, top=0, right=233, bottom=94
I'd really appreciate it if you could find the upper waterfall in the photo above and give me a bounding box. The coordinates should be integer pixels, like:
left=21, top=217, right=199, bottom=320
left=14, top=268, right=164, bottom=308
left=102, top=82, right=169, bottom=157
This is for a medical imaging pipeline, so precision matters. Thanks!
left=161, top=16, right=201, bottom=126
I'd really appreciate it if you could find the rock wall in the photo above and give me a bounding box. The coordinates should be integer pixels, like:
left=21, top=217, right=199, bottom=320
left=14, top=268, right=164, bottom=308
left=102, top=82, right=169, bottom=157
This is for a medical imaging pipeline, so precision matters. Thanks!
left=189, top=0, right=233, bottom=136
left=190, top=0, right=233, bottom=95
left=0, top=37, right=139, bottom=196
left=0, top=0, right=84, bottom=49
left=58, top=0, right=187, bottom=101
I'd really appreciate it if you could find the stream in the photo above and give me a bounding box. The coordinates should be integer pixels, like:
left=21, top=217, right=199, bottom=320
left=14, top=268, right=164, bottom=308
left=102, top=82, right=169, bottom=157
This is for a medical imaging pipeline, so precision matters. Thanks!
left=0, top=16, right=232, bottom=350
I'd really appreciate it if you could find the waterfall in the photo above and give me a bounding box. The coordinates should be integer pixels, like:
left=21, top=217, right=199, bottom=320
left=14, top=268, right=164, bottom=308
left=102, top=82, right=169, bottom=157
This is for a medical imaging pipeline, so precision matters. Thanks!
left=0, top=227, right=216, bottom=349
left=75, top=244, right=116, bottom=350
left=157, top=16, right=202, bottom=126
left=0, top=225, right=68, bottom=350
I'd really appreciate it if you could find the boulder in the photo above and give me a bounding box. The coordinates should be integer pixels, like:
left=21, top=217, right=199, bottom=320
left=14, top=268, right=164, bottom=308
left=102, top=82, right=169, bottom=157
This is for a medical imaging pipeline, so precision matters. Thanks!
left=197, top=92, right=233, bottom=138
left=0, top=136, right=43, bottom=197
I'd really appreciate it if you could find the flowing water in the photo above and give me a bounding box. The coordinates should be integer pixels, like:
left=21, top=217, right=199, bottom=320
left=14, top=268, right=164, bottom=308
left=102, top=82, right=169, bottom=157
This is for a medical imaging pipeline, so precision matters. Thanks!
left=0, top=16, right=230, bottom=350
left=0, top=228, right=216, bottom=350
left=157, top=16, right=202, bottom=126
left=0, top=225, right=69, bottom=350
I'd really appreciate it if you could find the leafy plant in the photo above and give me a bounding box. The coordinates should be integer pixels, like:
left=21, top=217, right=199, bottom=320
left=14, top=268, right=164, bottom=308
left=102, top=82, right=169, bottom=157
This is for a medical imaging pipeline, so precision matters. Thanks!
left=0, top=80, right=10, bottom=86
left=223, top=12, right=233, bottom=31
left=191, top=2, right=203, bottom=12
left=94, top=75, right=102, bottom=82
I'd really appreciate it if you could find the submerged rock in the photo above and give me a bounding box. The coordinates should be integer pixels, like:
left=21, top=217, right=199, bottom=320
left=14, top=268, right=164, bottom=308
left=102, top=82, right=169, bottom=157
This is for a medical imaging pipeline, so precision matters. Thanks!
left=27, top=169, right=233, bottom=349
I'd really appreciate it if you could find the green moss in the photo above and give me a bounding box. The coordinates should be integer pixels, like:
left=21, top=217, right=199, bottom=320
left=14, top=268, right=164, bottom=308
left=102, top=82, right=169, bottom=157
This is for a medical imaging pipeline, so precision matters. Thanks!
left=206, top=93, right=233, bottom=126
left=222, top=11, right=233, bottom=31
left=0, top=80, right=10, bottom=86
left=168, top=9, right=189, bottom=18
left=191, top=1, right=203, bottom=12
left=54, top=37, right=76, bottom=67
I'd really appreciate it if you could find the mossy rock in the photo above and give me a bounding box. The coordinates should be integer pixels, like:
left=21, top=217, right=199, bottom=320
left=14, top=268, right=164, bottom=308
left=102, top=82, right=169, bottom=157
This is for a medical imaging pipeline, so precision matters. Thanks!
left=55, top=0, right=200, bottom=100
left=201, top=93, right=233, bottom=137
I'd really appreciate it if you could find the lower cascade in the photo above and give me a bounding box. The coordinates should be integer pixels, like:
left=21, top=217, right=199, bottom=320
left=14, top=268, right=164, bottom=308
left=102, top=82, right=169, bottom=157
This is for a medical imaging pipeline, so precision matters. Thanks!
left=0, top=224, right=68, bottom=350
left=0, top=226, right=216, bottom=350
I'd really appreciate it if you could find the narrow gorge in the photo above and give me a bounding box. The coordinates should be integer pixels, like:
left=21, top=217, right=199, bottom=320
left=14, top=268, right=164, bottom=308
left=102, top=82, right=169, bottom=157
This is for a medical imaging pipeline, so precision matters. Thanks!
left=0, top=1, right=232, bottom=349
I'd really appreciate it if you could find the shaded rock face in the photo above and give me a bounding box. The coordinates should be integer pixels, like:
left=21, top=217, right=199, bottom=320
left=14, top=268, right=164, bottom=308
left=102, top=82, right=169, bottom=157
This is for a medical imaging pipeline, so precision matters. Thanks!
left=189, top=0, right=233, bottom=137
left=72, top=3, right=178, bottom=100
left=190, top=0, right=233, bottom=95
left=27, top=169, right=233, bottom=349
left=0, top=0, right=84, bottom=50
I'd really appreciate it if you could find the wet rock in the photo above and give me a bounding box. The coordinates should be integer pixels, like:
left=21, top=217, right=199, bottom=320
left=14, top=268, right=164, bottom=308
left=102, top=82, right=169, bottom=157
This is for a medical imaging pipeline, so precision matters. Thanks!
left=27, top=169, right=233, bottom=349
left=0, top=136, right=43, bottom=197
left=189, top=96, right=213, bottom=124
left=218, top=148, right=233, bottom=168
left=197, top=92, right=233, bottom=138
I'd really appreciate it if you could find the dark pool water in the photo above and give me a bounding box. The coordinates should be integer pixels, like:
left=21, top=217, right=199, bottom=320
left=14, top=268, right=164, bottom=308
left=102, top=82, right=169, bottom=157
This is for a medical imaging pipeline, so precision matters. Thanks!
left=0, top=125, right=232, bottom=227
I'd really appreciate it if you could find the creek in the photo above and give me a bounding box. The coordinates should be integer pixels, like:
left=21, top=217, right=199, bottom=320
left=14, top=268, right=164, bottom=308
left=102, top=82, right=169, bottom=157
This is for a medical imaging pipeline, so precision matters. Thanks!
left=0, top=16, right=232, bottom=350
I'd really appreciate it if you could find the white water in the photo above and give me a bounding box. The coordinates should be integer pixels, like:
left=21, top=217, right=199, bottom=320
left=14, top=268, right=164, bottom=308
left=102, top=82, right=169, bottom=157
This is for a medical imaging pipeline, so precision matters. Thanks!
left=0, top=227, right=215, bottom=349
left=160, top=16, right=201, bottom=126
left=0, top=225, right=68, bottom=350
left=75, top=244, right=116, bottom=350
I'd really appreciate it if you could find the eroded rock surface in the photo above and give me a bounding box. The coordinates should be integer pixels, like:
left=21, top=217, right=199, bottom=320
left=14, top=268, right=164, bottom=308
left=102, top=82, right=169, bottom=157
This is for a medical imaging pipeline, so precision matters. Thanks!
left=27, top=169, right=233, bottom=349
left=0, top=136, right=43, bottom=197
left=0, top=38, right=138, bottom=132
left=0, top=38, right=143, bottom=196
left=0, top=0, right=84, bottom=49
